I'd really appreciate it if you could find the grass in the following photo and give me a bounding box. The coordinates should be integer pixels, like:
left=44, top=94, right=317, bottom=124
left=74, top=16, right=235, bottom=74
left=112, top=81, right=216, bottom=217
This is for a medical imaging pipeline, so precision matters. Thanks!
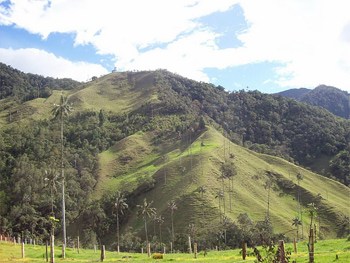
left=1, top=239, right=349, bottom=262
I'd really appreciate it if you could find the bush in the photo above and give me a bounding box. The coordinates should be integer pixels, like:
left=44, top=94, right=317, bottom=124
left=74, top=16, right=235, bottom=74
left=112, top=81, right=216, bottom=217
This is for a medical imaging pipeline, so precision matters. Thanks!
left=152, top=253, right=163, bottom=259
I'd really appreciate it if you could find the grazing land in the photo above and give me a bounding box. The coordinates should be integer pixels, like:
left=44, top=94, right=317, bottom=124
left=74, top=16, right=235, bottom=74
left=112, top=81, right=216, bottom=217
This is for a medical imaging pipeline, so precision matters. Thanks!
left=1, top=238, right=349, bottom=262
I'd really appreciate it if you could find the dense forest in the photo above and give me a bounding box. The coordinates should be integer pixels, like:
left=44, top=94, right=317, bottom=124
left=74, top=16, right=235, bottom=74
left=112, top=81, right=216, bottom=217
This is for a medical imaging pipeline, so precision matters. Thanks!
left=278, top=85, right=350, bottom=119
left=0, top=62, right=80, bottom=102
left=0, top=66, right=349, bottom=250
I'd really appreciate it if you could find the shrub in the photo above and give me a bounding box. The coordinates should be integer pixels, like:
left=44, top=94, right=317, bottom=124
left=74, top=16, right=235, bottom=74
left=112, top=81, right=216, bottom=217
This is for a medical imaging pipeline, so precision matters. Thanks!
left=152, top=253, right=163, bottom=259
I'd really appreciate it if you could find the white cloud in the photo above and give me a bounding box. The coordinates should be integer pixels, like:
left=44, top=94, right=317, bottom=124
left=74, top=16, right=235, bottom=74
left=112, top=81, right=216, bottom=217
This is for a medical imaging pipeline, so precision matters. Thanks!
left=0, top=48, right=109, bottom=81
left=237, top=0, right=350, bottom=90
left=0, top=0, right=349, bottom=90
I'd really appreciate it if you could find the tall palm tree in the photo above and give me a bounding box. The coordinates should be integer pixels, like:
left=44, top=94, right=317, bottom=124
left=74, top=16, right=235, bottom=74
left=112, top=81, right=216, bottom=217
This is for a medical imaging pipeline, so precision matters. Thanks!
left=197, top=186, right=206, bottom=220
left=167, top=200, right=177, bottom=246
left=292, top=216, right=302, bottom=240
left=115, top=192, right=128, bottom=253
left=52, top=93, right=72, bottom=257
left=264, top=178, right=273, bottom=221
left=137, top=198, right=156, bottom=244
left=44, top=169, right=59, bottom=215
left=296, top=172, right=304, bottom=238
left=156, top=215, right=164, bottom=245
left=215, top=190, right=224, bottom=222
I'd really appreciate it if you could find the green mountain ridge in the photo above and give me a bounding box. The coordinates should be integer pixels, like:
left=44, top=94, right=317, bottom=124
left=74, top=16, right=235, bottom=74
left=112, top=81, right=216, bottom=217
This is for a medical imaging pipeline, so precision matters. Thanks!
left=277, top=85, right=350, bottom=119
left=0, top=67, right=349, bottom=249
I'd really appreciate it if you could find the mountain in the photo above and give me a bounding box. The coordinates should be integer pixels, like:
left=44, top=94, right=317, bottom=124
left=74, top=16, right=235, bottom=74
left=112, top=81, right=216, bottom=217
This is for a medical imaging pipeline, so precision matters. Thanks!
left=277, top=85, right=350, bottom=119
left=277, top=88, right=311, bottom=100
left=0, top=66, right=349, bottom=249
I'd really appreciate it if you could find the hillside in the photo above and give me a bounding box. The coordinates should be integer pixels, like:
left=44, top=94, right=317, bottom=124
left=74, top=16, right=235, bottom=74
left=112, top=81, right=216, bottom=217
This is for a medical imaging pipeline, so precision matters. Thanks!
left=0, top=67, right=349, bottom=250
left=277, top=85, right=350, bottom=119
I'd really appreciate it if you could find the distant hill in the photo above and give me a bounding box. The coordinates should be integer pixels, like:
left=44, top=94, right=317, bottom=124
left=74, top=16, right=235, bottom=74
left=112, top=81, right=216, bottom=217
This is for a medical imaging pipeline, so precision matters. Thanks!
left=0, top=62, right=80, bottom=102
left=277, top=88, right=311, bottom=100
left=277, top=85, right=350, bottom=119
left=0, top=65, right=349, bottom=249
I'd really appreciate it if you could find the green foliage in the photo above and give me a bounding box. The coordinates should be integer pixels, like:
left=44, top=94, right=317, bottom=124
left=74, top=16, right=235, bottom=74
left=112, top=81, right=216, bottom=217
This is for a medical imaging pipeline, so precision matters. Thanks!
left=0, top=62, right=79, bottom=101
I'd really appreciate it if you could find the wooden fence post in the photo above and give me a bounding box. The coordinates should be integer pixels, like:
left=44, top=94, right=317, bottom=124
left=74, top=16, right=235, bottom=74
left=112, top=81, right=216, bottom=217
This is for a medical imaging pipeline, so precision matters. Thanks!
left=194, top=243, right=197, bottom=259
left=170, top=242, right=173, bottom=253
left=293, top=238, right=297, bottom=254
left=278, top=240, right=286, bottom=263
left=147, top=242, right=151, bottom=257
left=21, top=242, right=25, bottom=258
left=50, top=235, right=55, bottom=263
left=242, top=241, right=247, bottom=260
left=45, top=241, right=49, bottom=262
left=309, top=229, right=314, bottom=263
left=188, top=236, right=192, bottom=253
left=77, top=236, right=80, bottom=254
left=100, top=245, right=105, bottom=262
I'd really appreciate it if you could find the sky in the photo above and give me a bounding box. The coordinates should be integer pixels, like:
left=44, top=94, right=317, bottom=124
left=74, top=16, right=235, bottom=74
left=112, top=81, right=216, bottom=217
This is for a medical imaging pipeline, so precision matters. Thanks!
left=0, top=0, right=349, bottom=93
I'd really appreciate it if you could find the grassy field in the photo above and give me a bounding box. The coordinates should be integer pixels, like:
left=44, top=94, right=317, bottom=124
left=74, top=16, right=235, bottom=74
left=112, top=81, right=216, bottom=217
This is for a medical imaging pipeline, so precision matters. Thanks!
left=1, top=238, right=349, bottom=262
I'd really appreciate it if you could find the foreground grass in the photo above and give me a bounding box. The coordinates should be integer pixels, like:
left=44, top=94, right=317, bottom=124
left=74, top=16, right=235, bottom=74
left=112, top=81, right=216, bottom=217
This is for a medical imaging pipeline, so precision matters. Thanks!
left=1, top=239, right=349, bottom=262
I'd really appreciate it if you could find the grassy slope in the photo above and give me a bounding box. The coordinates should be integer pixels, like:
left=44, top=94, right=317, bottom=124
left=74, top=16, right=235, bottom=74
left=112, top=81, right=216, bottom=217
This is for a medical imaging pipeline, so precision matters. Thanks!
left=1, top=239, right=349, bottom=262
left=97, top=125, right=349, bottom=240
left=0, top=71, right=157, bottom=126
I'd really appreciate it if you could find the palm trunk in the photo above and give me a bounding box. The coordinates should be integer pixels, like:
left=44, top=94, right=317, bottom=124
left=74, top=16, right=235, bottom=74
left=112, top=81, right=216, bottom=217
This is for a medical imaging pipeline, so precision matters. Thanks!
left=117, top=213, right=120, bottom=253
left=171, top=211, right=175, bottom=245
left=61, top=114, right=66, bottom=258
left=144, top=219, right=148, bottom=244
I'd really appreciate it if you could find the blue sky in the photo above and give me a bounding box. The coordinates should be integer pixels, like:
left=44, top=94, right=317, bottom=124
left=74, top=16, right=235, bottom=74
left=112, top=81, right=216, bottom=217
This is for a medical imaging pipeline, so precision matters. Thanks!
left=0, top=0, right=349, bottom=93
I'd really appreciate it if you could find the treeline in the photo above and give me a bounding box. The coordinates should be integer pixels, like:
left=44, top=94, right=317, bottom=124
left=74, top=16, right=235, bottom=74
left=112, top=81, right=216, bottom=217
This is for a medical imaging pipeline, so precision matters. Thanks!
left=153, top=70, right=350, bottom=184
left=0, top=62, right=79, bottom=101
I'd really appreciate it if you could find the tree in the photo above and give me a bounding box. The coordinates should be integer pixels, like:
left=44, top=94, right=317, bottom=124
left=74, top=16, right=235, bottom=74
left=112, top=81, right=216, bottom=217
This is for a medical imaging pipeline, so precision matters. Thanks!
left=215, top=190, right=224, bottom=222
left=115, top=192, right=128, bottom=253
left=51, top=93, right=72, bottom=257
left=220, top=161, right=237, bottom=212
left=197, top=186, right=206, bottom=219
left=156, top=215, right=164, bottom=245
left=292, top=216, right=302, bottom=240
left=264, top=177, right=273, bottom=221
left=137, top=198, right=156, bottom=244
left=296, top=172, right=304, bottom=238
left=44, top=169, right=59, bottom=215
left=168, top=200, right=177, bottom=246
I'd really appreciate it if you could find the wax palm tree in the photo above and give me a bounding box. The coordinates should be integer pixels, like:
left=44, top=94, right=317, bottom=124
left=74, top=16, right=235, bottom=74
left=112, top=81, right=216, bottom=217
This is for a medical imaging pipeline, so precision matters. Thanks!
left=51, top=93, right=72, bottom=257
left=264, top=178, right=273, bottom=221
left=292, top=216, right=302, bottom=240
left=168, top=200, right=177, bottom=246
left=215, top=190, right=224, bottom=222
left=137, top=198, right=156, bottom=244
left=115, top=192, right=128, bottom=253
left=308, top=203, right=317, bottom=229
left=296, top=172, right=304, bottom=238
left=197, top=186, right=206, bottom=219
left=44, top=169, right=59, bottom=215
left=156, top=215, right=164, bottom=245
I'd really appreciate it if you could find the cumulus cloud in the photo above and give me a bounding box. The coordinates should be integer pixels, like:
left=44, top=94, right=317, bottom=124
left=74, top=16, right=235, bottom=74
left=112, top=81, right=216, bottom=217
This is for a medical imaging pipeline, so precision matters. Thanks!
left=0, top=48, right=109, bottom=81
left=0, top=0, right=349, bottom=90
